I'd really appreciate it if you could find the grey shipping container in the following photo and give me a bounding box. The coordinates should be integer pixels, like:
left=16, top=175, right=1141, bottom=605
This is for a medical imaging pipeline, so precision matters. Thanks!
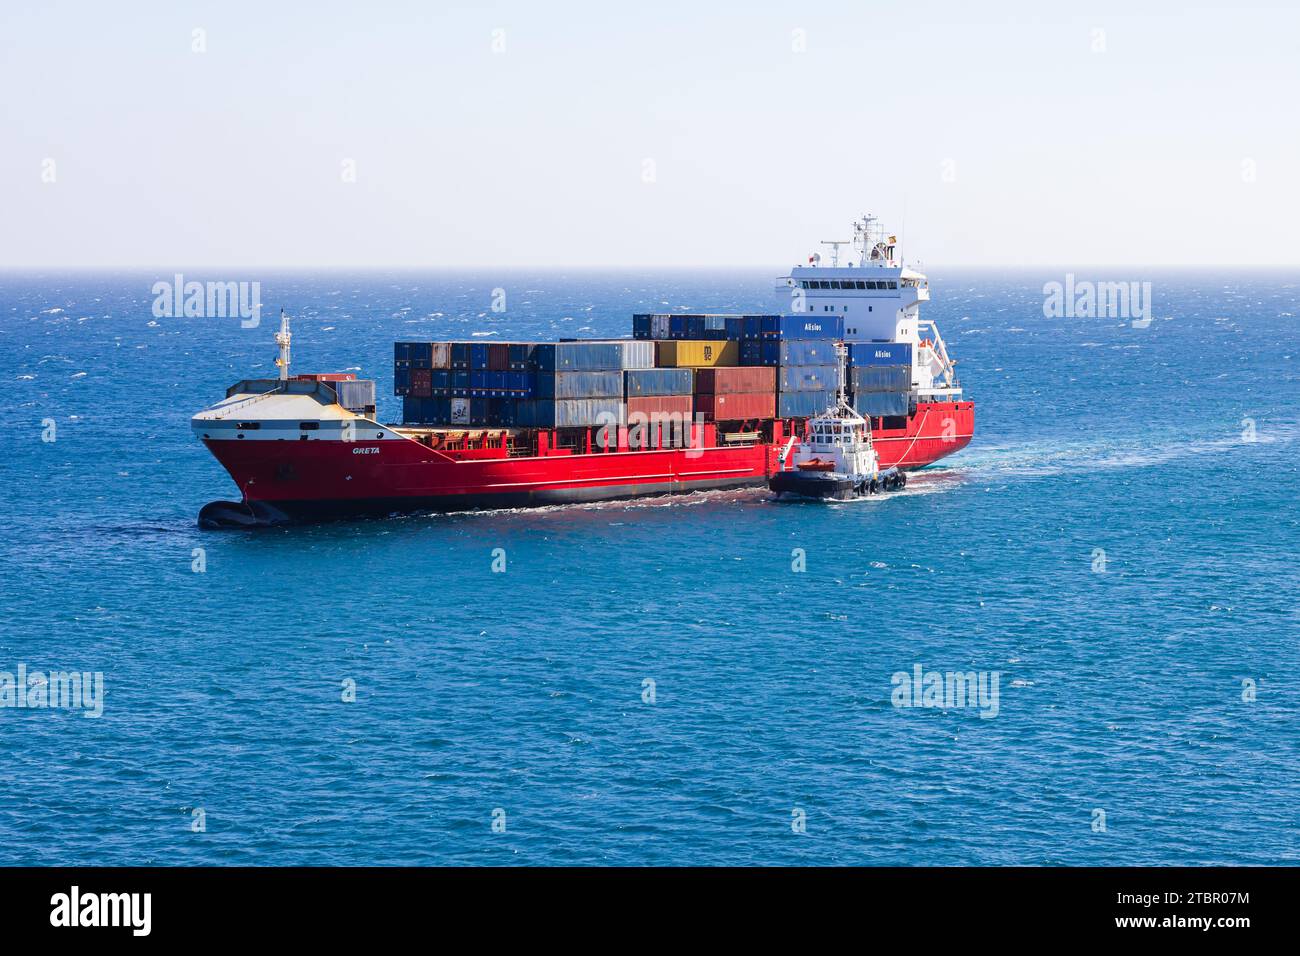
left=777, top=363, right=838, bottom=392
left=583, top=339, right=655, bottom=369
left=519, top=398, right=625, bottom=428
left=850, top=365, right=911, bottom=393
left=336, top=379, right=377, bottom=410
left=430, top=343, right=452, bottom=368
left=624, top=367, right=694, bottom=397
left=534, top=370, right=624, bottom=400
left=852, top=391, right=909, bottom=417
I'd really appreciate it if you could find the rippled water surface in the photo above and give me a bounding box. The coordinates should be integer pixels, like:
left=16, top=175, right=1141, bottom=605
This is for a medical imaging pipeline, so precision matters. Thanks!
left=1, top=269, right=1296, bottom=864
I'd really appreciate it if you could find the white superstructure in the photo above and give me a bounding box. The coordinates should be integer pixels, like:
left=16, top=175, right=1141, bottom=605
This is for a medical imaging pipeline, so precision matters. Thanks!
left=779, top=401, right=881, bottom=479
left=774, top=214, right=960, bottom=400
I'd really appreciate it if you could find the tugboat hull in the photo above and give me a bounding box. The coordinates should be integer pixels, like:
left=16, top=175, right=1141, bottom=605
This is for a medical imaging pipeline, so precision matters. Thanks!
left=769, top=468, right=905, bottom=501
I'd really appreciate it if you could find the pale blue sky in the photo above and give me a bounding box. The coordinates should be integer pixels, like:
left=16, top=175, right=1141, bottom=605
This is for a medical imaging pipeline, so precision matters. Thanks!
left=2, top=1, right=1296, bottom=267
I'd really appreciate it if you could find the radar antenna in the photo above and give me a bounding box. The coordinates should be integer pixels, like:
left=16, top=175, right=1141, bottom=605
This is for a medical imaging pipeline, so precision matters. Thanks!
left=820, top=239, right=850, bottom=268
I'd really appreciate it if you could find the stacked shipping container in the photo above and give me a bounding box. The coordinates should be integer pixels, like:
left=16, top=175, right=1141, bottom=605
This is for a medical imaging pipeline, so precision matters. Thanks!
left=846, top=342, right=912, bottom=418
left=393, top=312, right=907, bottom=432
left=693, top=366, right=776, bottom=422
left=624, top=368, right=693, bottom=421
left=397, top=340, right=654, bottom=428
left=632, top=314, right=845, bottom=341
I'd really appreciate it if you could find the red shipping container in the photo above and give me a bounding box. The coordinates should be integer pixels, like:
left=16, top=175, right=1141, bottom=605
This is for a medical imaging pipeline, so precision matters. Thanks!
left=410, top=367, right=433, bottom=397
left=694, top=391, right=775, bottom=422
left=626, top=395, right=693, bottom=420
left=693, top=366, right=776, bottom=394
left=626, top=395, right=693, bottom=449
left=487, top=343, right=510, bottom=371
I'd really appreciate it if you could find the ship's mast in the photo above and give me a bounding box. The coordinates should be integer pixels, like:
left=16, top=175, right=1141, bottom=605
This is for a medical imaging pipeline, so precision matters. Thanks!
left=275, top=309, right=291, bottom=381
left=853, top=213, right=894, bottom=265
left=853, top=215, right=874, bottom=266
left=834, top=341, right=848, bottom=408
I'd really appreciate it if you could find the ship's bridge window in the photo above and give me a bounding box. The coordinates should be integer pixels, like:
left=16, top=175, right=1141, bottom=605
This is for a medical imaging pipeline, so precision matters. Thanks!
left=299, top=422, right=320, bottom=430
left=236, top=422, right=261, bottom=430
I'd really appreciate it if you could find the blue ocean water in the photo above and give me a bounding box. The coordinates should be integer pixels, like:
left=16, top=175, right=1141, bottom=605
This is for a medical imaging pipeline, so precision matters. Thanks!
left=1, top=269, right=1296, bottom=866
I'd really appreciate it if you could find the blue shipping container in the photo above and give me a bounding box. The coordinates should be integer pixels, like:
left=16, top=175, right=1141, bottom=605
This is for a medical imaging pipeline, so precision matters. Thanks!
left=405, top=342, right=433, bottom=368
left=740, top=338, right=835, bottom=367
left=403, top=396, right=449, bottom=423
left=535, top=370, right=624, bottom=400
left=848, top=342, right=912, bottom=367
left=489, top=398, right=523, bottom=427
left=532, top=342, right=626, bottom=371
left=763, top=315, right=844, bottom=339
left=778, top=364, right=838, bottom=392
left=470, top=370, right=510, bottom=396
left=451, top=343, right=471, bottom=369
left=518, top=398, right=625, bottom=428
left=394, top=366, right=411, bottom=396
left=508, top=344, right=534, bottom=370
left=624, top=367, right=694, bottom=396
left=852, top=391, right=910, bottom=417
left=504, top=370, right=532, bottom=393
left=850, top=365, right=911, bottom=393
left=777, top=390, right=836, bottom=418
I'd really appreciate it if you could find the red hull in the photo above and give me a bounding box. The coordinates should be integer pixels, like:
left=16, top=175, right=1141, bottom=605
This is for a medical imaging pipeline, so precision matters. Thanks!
left=202, top=401, right=972, bottom=520
left=871, top=400, right=974, bottom=469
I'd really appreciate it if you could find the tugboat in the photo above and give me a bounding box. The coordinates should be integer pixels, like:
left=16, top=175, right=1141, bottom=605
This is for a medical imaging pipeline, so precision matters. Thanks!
left=768, top=398, right=905, bottom=500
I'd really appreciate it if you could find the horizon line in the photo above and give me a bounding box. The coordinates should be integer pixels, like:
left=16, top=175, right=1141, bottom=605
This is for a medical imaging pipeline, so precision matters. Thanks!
left=2, top=262, right=1298, bottom=273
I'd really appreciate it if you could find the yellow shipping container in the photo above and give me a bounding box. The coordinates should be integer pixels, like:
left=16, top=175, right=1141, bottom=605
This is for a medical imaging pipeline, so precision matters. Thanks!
left=655, top=340, right=739, bottom=368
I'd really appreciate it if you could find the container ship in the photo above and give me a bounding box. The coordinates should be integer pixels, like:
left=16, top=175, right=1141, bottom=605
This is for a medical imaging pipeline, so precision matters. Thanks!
left=193, top=215, right=973, bottom=527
